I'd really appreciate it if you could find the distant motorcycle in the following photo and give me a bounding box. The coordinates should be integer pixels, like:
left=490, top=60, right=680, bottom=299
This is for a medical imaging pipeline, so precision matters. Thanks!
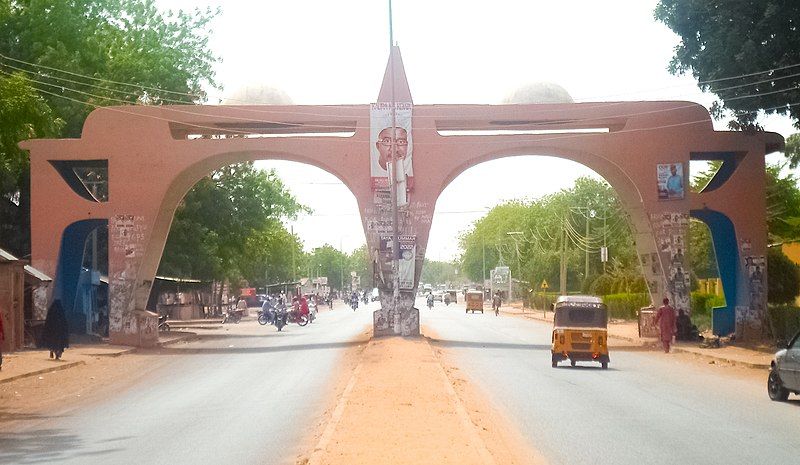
left=158, top=314, right=170, bottom=331
left=287, top=307, right=309, bottom=326
left=273, top=305, right=288, bottom=331
left=351, top=298, right=359, bottom=311
left=257, top=307, right=274, bottom=326
left=222, top=307, right=244, bottom=324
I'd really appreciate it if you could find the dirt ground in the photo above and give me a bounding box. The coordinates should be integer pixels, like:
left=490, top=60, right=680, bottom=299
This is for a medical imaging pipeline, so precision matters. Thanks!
left=299, top=333, right=546, bottom=465
left=0, top=351, right=172, bottom=427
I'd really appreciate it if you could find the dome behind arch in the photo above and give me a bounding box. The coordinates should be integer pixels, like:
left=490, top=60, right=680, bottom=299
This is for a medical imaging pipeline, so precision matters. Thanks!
left=502, top=82, right=574, bottom=104
left=222, top=84, right=293, bottom=105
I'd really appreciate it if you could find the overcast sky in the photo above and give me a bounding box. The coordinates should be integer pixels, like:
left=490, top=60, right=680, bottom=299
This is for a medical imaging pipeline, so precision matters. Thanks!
left=158, top=0, right=797, bottom=261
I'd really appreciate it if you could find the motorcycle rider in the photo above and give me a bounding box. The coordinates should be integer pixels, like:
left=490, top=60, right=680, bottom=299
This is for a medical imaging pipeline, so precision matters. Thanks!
left=350, top=291, right=359, bottom=310
left=444, top=293, right=451, bottom=306
left=426, top=292, right=434, bottom=309
left=260, top=296, right=275, bottom=325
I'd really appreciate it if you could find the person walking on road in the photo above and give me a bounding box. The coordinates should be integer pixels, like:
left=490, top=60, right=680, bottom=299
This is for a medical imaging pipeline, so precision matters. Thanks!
left=42, top=299, right=70, bottom=360
left=492, top=292, right=502, bottom=316
left=655, top=297, right=677, bottom=353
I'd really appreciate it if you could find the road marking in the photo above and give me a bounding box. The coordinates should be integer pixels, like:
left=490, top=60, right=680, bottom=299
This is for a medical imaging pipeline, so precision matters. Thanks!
left=427, top=340, right=497, bottom=465
left=307, top=361, right=363, bottom=465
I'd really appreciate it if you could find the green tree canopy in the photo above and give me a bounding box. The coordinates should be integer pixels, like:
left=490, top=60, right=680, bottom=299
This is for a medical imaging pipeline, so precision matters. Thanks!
left=459, top=177, right=636, bottom=293
left=654, top=1, right=800, bottom=132
left=0, top=0, right=220, bottom=255
left=0, top=72, right=62, bottom=254
left=158, top=164, right=307, bottom=285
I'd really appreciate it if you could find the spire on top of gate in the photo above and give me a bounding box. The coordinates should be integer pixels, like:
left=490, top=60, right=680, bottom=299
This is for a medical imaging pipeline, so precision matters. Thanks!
left=376, top=46, right=413, bottom=104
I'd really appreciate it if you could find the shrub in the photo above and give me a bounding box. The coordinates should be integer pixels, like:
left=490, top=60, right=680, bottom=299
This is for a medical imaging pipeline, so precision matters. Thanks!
left=768, top=248, right=800, bottom=305
left=602, top=293, right=651, bottom=320
left=590, top=274, right=615, bottom=295
left=767, top=305, right=800, bottom=344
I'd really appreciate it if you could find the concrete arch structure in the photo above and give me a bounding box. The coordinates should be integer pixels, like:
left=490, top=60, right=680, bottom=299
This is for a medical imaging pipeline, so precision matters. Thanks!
left=22, top=47, right=783, bottom=344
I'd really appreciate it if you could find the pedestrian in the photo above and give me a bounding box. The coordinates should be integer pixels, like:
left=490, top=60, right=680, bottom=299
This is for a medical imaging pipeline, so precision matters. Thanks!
left=654, top=297, right=677, bottom=353
left=0, top=309, right=5, bottom=370
left=492, top=292, right=502, bottom=316
left=42, top=299, right=70, bottom=360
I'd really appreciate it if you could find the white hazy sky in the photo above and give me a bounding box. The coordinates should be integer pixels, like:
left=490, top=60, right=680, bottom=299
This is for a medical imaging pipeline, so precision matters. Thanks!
left=159, top=0, right=797, bottom=261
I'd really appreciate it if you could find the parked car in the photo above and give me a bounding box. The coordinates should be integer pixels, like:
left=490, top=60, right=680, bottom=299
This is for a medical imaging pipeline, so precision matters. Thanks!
left=768, top=330, right=800, bottom=401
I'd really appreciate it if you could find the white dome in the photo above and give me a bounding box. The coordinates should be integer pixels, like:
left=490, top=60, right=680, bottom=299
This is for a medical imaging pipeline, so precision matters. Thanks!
left=502, top=82, right=574, bottom=104
left=222, top=84, right=293, bottom=105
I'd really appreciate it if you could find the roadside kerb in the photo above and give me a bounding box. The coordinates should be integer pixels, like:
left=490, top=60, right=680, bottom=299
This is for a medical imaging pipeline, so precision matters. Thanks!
left=0, top=360, right=86, bottom=385
left=499, top=304, right=772, bottom=370
left=0, top=331, right=198, bottom=385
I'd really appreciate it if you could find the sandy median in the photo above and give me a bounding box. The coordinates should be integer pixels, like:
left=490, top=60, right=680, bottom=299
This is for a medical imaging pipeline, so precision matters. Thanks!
left=303, top=335, right=545, bottom=465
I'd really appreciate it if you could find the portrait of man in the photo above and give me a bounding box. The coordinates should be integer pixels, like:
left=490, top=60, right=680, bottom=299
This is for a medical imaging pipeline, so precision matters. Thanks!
left=657, top=163, right=684, bottom=200
left=370, top=102, right=413, bottom=202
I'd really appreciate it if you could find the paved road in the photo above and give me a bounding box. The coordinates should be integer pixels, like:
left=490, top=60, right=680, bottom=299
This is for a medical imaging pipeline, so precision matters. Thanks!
left=421, top=299, right=800, bottom=465
left=0, top=303, right=374, bottom=465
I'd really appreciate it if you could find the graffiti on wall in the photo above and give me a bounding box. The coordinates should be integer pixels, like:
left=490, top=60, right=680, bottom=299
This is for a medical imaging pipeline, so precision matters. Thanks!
left=739, top=255, right=766, bottom=330
left=649, top=211, right=690, bottom=313
left=108, top=214, right=147, bottom=333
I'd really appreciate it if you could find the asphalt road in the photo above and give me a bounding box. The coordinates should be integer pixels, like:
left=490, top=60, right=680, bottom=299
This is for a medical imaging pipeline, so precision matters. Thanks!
left=421, top=299, right=800, bottom=465
left=0, top=303, right=374, bottom=465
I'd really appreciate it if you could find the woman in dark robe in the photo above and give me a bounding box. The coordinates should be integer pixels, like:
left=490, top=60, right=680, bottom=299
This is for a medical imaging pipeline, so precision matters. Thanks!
left=42, top=300, right=69, bottom=360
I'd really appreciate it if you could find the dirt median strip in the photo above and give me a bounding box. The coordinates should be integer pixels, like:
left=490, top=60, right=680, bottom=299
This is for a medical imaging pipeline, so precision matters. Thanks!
left=305, top=333, right=547, bottom=465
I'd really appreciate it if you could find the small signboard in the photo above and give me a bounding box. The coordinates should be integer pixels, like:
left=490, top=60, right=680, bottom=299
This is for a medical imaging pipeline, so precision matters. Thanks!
left=540, top=279, right=549, bottom=290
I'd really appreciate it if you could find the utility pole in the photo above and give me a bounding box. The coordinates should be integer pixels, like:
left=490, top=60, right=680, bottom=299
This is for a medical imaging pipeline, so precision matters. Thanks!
left=560, top=217, right=567, bottom=296
left=387, top=1, right=401, bottom=310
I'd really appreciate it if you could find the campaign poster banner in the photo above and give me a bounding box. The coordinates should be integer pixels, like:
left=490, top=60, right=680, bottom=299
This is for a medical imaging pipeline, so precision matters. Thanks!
left=370, top=102, right=413, bottom=198
left=656, top=163, right=684, bottom=200
left=398, top=235, right=416, bottom=289
left=378, top=234, right=416, bottom=290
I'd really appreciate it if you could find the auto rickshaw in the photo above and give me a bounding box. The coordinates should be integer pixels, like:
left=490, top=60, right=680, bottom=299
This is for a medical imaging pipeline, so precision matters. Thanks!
left=465, top=290, right=484, bottom=314
left=551, top=295, right=609, bottom=369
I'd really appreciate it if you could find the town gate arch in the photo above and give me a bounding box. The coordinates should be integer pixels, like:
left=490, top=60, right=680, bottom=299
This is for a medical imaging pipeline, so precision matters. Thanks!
left=22, top=47, right=783, bottom=344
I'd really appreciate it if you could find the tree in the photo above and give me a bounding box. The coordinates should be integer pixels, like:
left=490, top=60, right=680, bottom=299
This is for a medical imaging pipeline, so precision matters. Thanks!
left=158, top=164, right=307, bottom=284
left=347, top=244, right=371, bottom=291
left=459, top=177, right=636, bottom=294
left=0, top=72, right=62, bottom=255
left=420, top=260, right=459, bottom=287
left=767, top=247, right=800, bottom=305
left=0, top=0, right=220, bottom=254
left=654, top=1, right=800, bottom=131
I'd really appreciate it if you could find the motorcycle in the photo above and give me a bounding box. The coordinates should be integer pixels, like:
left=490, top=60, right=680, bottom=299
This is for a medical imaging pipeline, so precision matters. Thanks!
left=287, top=306, right=309, bottom=326
left=222, top=307, right=244, bottom=324
left=426, top=296, right=434, bottom=310
left=257, top=307, right=274, bottom=326
left=273, top=305, right=288, bottom=331
left=351, top=298, right=359, bottom=311
left=158, top=314, right=170, bottom=331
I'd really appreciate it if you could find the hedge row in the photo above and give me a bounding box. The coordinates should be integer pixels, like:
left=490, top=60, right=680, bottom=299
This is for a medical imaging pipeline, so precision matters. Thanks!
left=601, top=292, right=725, bottom=320
left=767, top=305, right=800, bottom=344
left=602, top=293, right=651, bottom=320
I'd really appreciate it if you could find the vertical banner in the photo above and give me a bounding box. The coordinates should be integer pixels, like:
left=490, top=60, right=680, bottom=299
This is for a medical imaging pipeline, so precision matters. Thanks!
left=398, top=235, right=416, bottom=289
left=370, top=102, right=413, bottom=207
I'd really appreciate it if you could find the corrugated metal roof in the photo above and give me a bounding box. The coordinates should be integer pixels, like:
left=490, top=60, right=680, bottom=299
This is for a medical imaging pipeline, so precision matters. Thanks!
left=0, top=248, right=18, bottom=262
left=24, top=264, right=52, bottom=282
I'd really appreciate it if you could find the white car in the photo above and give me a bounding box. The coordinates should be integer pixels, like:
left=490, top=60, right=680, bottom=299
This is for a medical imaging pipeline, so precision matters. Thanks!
left=768, top=330, right=800, bottom=401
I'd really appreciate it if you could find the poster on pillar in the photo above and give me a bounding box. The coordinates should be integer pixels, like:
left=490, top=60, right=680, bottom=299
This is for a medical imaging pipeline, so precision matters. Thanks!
left=370, top=102, right=413, bottom=207
left=656, top=163, right=685, bottom=200
left=378, top=234, right=416, bottom=290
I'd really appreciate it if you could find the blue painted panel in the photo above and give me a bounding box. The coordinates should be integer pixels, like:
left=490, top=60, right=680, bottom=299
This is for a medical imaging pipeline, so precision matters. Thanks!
left=53, top=219, right=107, bottom=332
left=690, top=209, right=738, bottom=336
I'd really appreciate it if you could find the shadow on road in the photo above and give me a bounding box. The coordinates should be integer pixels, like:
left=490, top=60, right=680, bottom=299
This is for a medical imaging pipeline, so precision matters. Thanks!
left=143, top=339, right=366, bottom=356
left=0, top=428, right=124, bottom=464
left=427, top=339, right=551, bottom=351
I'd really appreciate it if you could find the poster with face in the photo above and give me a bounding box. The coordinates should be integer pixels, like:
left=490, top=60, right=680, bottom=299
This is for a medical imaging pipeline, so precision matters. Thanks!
left=370, top=102, right=413, bottom=206
left=657, top=163, right=684, bottom=200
